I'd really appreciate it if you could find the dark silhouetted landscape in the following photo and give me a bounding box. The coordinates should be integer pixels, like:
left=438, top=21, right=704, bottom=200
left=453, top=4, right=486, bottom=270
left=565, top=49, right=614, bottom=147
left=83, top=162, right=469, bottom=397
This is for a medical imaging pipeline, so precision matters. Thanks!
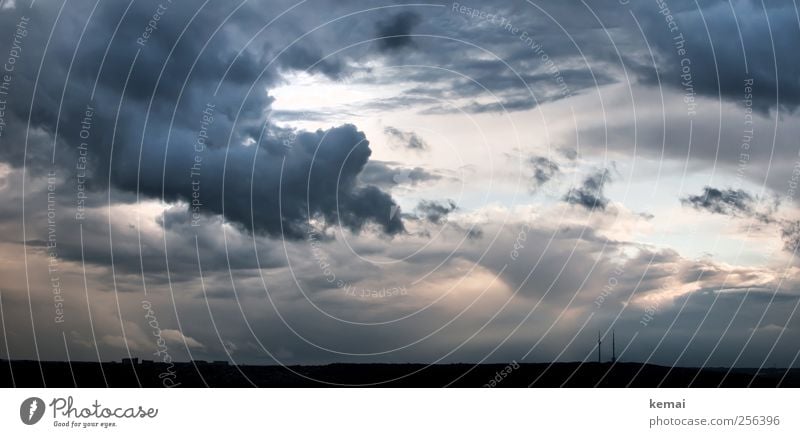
left=2, top=359, right=797, bottom=388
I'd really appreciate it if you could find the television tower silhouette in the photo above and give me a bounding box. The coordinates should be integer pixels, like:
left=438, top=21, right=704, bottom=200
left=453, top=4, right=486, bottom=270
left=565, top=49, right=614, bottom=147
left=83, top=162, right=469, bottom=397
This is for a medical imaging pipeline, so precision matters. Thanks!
left=597, top=331, right=602, bottom=363
left=612, top=330, right=616, bottom=363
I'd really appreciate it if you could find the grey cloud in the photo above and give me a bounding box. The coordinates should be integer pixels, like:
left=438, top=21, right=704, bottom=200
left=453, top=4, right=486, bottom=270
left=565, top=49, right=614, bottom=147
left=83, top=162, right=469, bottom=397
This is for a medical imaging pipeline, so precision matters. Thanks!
left=563, top=169, right=611, bottom=211
left=680, top=186, right=800, bottom=254
left=560, top=148, right=578, bottom=161
left=528, top=156, right=559, bottom=192
left=780, top=221, right=800, bottom=252
left=358, top=161, right=441, bottom=188
left=384, top=126, right=428, bottom=151
left=403, top=67, right=616, bottom=115
left=681, top=187, right=758, bottom=218
left=415, top=199, right=457, bottom=224
left=270, top=109, right=355, bottom=122
left=426, top=98, right=539, bottom=115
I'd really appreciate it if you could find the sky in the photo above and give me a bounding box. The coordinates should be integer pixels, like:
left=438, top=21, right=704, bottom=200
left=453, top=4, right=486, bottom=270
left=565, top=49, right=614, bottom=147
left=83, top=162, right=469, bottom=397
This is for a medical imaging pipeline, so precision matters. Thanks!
left=0, top=0, right=799, bottom=370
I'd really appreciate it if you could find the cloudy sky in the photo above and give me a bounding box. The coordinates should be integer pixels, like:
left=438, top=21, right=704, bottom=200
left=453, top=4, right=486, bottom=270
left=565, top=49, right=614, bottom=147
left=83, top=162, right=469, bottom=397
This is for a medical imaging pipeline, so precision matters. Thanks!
left=0, top=0, right=799, bottom=373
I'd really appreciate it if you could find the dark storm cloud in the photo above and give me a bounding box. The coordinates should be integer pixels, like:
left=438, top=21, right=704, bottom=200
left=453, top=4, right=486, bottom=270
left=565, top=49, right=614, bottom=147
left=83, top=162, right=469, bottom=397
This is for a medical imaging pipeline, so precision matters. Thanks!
left=507, top=0, right=800, bottom=113
left=527, top=156, right=559, bottom=191
left=563, top=169, right=611, bottom=211
left=0, top=1, right=404, bottom=239
left=630, top=1, right=800, bottom=113
left=0, top=1, right=274, bottom=169
left=279, top=43, right=344, bottom=79
left=415, top=199, right=457, bottom=224
left=374, top=11, right=422, bottom=52
left=124, top=123, right=404, bottom=238
left=424, top=1, right=800, bottom=116
left=383, top=126, right=428, bottom=150
left=3, top=0, right=800, bottom=368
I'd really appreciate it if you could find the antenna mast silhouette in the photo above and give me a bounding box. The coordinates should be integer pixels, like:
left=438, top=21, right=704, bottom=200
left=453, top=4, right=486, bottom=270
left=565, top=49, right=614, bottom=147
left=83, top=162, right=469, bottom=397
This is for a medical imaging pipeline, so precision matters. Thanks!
left=597, top=331, right=602, bottom=363
left=612, top=330, right=616, bottom=363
